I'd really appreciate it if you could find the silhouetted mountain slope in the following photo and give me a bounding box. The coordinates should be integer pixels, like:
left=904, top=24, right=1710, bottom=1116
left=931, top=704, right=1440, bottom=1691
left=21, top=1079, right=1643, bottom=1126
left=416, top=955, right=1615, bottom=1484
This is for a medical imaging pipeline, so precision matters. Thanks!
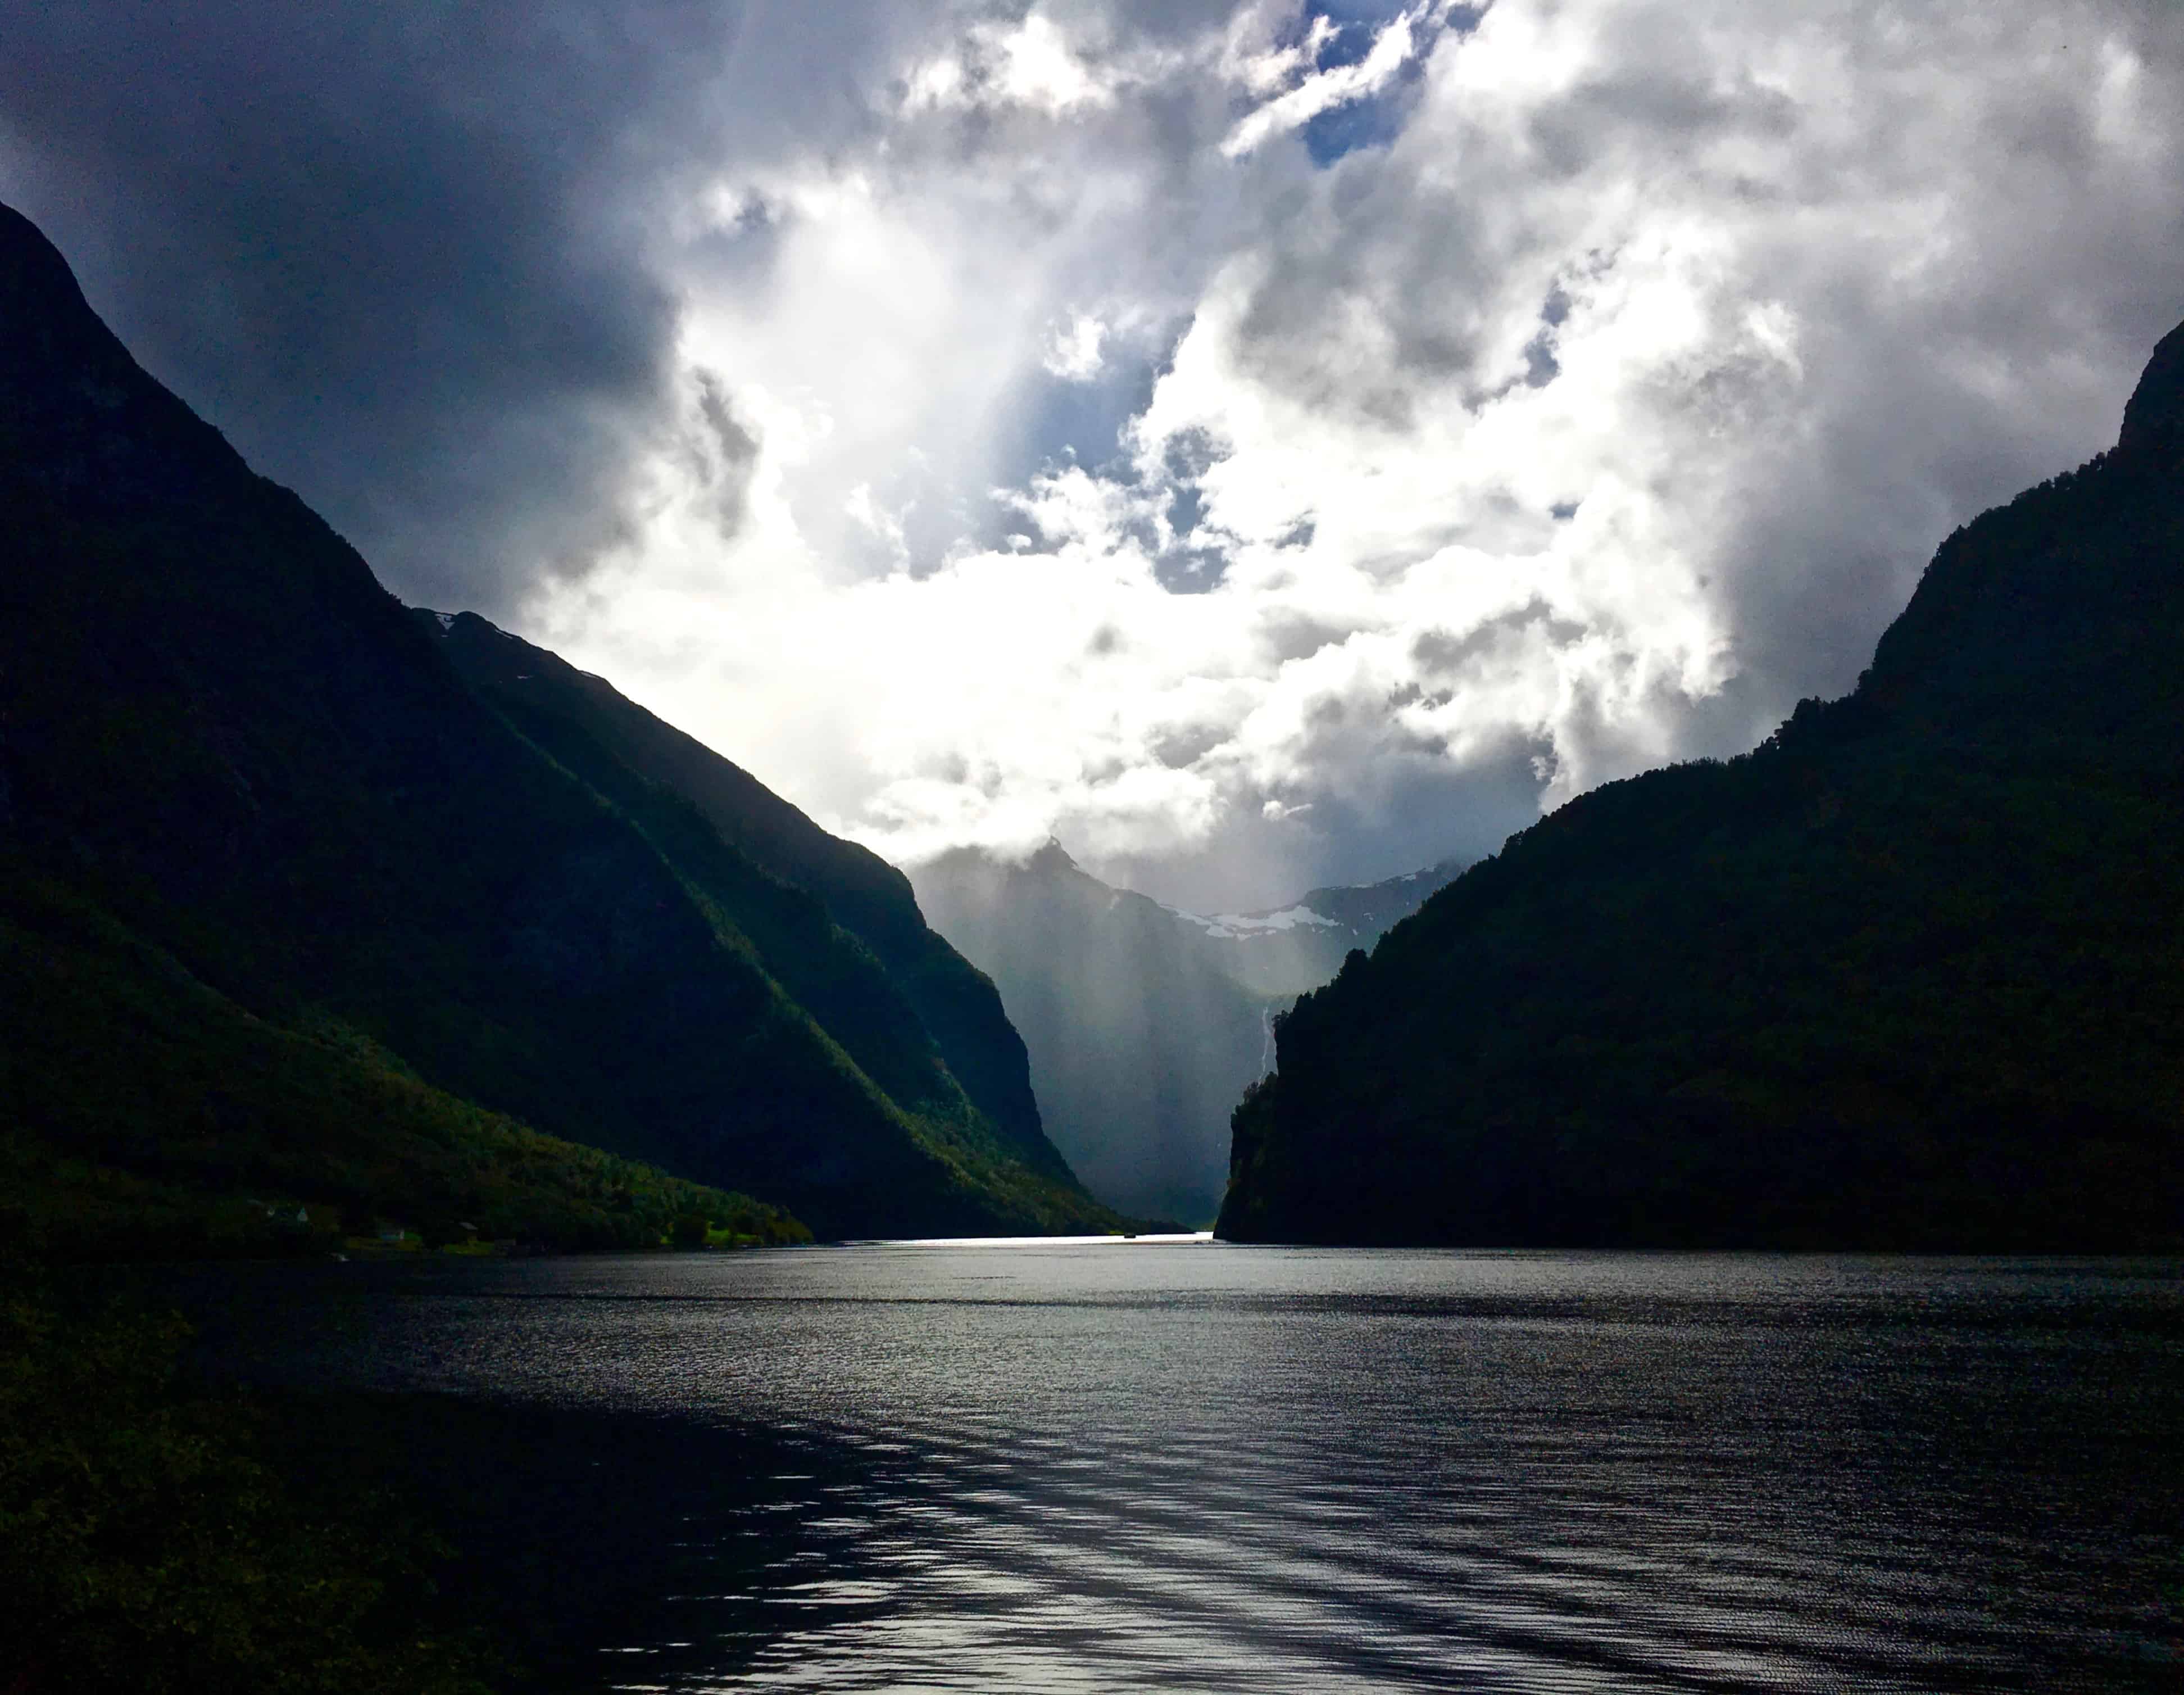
left=415, top=608, right=1062, bottom=1180
left=0, top=198, right=1110, bottom=1240
left=1220, top=318, right=2184, bottom=1250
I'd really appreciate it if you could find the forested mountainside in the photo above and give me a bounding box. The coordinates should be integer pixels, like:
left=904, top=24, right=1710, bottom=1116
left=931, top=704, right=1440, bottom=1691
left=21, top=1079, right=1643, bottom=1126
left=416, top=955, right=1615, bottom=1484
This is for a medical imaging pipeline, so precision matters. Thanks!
left=0, top=198, right=1113, bottom=1245
left=910, top=842, right=1460, bottom=1224
left=0, top=866, right=807, bottom=1257
left=1221, top=318, right=2184, bottom=1250
left=415, top=608, right=1064, bottom=1182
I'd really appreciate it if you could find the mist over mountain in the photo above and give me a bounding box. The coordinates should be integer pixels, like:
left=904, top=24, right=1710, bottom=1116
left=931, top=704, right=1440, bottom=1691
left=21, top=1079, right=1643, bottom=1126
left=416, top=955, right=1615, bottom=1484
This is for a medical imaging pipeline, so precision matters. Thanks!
left=0, top=199, right=1111, bottom=1246
left=1222, top=316, right=2184, bottom=1250
left=910, top=843, right=1460, bottom=1224
left=1177, top=860, right=1469, bottom=999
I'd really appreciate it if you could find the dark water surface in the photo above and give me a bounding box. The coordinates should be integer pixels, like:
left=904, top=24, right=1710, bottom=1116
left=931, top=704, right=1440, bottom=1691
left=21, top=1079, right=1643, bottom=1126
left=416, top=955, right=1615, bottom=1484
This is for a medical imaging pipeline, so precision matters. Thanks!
left=174, top=1245, right=2183, bottom=1692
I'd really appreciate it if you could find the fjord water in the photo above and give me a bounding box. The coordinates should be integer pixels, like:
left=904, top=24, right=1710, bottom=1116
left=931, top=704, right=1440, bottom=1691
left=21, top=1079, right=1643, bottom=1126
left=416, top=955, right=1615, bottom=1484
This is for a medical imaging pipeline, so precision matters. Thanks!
left=185, top=1245, right=2182, bottom=1692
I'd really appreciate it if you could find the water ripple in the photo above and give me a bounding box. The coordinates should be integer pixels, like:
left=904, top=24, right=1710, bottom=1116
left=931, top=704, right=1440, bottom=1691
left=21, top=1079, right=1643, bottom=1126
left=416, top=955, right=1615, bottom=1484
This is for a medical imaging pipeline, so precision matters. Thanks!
left=177, top=1248, right=2184, bottom=1692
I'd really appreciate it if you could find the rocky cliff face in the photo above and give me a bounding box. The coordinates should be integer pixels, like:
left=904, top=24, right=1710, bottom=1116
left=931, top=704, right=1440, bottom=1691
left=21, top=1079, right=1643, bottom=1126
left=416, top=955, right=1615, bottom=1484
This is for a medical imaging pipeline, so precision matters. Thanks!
left=1220, top=314, right=2184, bottom=1250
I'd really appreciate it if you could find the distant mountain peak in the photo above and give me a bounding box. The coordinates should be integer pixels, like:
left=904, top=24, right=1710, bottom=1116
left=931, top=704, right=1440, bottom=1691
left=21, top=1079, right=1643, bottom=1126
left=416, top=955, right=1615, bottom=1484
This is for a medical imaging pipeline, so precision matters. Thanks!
left=1179, top=904, right=1343, bottom=939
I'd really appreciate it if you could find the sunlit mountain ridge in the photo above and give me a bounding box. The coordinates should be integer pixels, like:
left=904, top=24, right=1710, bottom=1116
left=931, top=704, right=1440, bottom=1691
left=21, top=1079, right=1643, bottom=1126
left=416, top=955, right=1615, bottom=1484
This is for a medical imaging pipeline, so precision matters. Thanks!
left=0, top=198, right=1114, bottom=1247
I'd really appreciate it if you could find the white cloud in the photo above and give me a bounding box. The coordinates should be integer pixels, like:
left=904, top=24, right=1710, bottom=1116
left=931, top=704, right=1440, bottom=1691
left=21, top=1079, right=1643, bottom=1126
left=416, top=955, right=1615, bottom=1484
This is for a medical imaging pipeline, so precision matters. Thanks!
left=900, top=7, right=1173, bottom=119
left=996, top=12, right=1114, bottom=114
left=1219, top=6, right=1423, bottom=158
left=532, top=0, right=2184, bottom=909
left=1042, top=311, right=1109, bottom=380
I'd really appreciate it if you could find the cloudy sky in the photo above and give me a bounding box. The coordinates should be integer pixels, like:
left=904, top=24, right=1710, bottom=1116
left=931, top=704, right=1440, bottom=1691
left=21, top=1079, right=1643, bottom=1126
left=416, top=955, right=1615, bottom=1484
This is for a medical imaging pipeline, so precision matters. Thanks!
left=6, top=1, right=2180, bottom=908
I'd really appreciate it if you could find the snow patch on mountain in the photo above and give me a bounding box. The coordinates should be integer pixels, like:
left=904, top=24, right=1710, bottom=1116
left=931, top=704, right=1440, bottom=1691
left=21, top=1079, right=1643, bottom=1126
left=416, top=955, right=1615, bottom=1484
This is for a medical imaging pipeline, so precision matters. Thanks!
left=1178, top=904, right=1346, bottom=939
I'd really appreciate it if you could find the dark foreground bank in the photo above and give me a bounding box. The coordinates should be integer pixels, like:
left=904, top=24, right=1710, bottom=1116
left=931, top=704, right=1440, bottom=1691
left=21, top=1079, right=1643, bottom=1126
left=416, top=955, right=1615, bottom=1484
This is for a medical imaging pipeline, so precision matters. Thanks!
left=2, top=1261, right=877, bottom=1693
left=0, top=1267, right=494, bottom=1693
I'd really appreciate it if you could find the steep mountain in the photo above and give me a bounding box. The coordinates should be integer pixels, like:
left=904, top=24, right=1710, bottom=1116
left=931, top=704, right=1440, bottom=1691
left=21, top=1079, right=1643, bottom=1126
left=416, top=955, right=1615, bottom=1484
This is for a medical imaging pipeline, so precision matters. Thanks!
left=910, top=844, right=1268, bottom=1224
left=908, top=844, right=1461, bottom=1223
left=0, top=198, right=1111, bottom=1241
left=1220, top=318, right=2184, bottom=1250
left=414, top=608, right=1060, bottom=1179
left=1174, top=860, right=1468, bottom=998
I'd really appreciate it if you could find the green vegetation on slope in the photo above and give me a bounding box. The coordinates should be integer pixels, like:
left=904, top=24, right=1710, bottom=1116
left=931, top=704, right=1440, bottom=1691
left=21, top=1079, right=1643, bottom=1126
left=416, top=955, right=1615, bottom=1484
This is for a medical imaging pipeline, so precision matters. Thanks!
left=421, top=614, right=1086, bottom=1197
left=0, top=197, right=1111, bottom=1241
left=416, top=625, right=1112, bottom=1234
left=421, top=609, right=1060, bottom=1176
left=0, top=859, right=807, bottom=1259
left=1220, top=321, right=2184, bottom=1250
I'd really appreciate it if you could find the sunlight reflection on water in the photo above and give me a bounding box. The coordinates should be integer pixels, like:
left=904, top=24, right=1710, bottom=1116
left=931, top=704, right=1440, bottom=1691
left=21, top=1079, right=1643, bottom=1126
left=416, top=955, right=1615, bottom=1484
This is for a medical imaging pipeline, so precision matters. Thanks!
left=183, top=1245, right=2184, bottom=1692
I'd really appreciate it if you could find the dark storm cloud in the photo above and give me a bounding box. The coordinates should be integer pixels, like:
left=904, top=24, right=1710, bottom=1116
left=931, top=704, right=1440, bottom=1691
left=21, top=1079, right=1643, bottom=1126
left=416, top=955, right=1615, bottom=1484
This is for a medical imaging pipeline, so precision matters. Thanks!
left=11, top=1, right=2184, bottom=916
left=0, top=0, right=1256, bottom=610
left=0, top=0, right=937, bottom=615
left=689, top=369, right=762, bottom=541
left=1411, top=602, right=1586, bottom=679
